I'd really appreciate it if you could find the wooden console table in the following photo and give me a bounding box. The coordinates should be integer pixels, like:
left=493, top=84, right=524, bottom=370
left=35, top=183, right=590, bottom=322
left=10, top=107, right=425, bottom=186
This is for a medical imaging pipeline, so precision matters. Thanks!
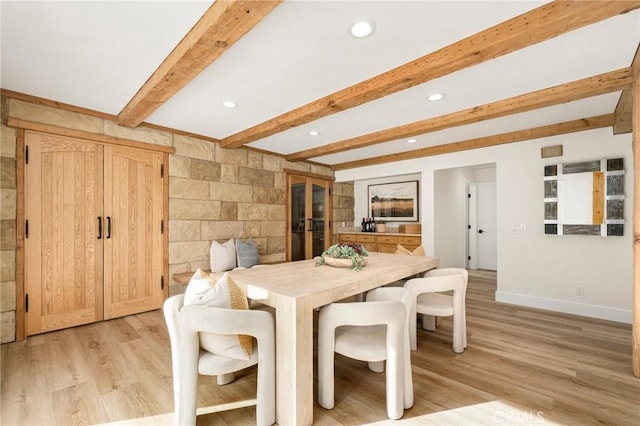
left=338, top=231, right=422, bottom=253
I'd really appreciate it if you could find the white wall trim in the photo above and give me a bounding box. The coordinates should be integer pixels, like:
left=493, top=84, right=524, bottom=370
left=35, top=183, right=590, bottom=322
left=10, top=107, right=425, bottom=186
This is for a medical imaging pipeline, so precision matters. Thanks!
left=495, top=290, right=632, bottom=324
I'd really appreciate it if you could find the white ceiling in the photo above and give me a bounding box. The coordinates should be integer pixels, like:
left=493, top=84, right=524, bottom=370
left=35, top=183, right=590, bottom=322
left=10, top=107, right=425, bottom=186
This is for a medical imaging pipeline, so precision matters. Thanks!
left=2, top=1, right=639, bottom=167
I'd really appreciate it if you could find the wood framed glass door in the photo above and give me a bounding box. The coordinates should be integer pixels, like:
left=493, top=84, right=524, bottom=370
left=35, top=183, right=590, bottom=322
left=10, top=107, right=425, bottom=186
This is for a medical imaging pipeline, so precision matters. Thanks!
left=288, top=175, right=332, bottom=261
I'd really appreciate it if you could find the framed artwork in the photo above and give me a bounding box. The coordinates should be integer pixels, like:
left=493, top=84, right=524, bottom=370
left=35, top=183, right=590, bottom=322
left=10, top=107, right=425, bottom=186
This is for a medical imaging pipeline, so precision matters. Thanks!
left=368, top=180, right=419, bottom=221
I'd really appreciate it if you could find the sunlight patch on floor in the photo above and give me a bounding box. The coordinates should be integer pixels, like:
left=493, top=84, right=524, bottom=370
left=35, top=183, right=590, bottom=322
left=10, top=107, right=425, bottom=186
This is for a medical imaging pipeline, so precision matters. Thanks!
left=97, top=413, right=173, bottom=426
left=365, top=400, right=563, bottom=425
left=96, top=400, right=565, bottom=425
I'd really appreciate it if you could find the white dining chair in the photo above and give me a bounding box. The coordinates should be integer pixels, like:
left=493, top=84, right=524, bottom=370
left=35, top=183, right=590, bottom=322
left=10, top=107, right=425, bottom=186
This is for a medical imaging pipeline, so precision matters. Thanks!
left=317, top=287, right=414, bottom=420
left=163, top=294, right=276, bottom=426
left=404, top=268, right=469, bottom=353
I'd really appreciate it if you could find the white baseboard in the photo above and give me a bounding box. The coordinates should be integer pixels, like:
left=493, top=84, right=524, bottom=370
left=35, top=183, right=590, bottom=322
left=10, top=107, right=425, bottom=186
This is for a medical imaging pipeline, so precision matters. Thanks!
left=494, top=291, right=632, bottom=324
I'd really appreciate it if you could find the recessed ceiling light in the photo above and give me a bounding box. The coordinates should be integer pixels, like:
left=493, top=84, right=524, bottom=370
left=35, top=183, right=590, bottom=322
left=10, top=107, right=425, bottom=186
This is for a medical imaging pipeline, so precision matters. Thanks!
left=427, top=93, right=445, bottom=102
left=221, top=100, right=238, bottom=108
left=309, top=130, right=320, bottom=136
left=407, top=138, right=417, bottom=144
left=349, top=19, right=376, bottom=38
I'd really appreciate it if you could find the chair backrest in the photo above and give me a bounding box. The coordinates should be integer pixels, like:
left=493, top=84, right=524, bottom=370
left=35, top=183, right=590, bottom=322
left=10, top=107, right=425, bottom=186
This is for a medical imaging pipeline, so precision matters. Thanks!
left=423, top=268, right=468, bottom=288
left=164, top=294, right=275, bottom=360
left=406, top=268, right=468, bottom=294
left=318, top=296, right=405, bottom=331
left=365, top=287, right=414, bottom=331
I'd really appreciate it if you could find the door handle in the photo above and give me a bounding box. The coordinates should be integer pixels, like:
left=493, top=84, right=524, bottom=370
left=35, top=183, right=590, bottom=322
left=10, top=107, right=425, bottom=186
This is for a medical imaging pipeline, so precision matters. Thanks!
left=97, top=216, right=102, bottom=239
left=478, top=229, right=484, bottom=234
left=307, top=218, right=313, bottom=232
left=106, top=216, right=111, bottom=239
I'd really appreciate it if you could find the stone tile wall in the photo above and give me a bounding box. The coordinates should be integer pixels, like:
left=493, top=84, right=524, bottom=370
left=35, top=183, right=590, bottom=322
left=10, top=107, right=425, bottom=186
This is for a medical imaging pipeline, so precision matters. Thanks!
left=332, top=182, right=355, bottom=243
left=1, top=122, right=17, bottom=343
left=0, top=96, right=352, bottom=343
left=168, top=140, right=291, bottom=280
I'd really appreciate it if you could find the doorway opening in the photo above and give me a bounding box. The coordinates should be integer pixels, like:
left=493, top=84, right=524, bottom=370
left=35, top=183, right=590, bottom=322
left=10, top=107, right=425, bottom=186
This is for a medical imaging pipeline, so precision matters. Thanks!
left=433, top=163, right=496, bottom=271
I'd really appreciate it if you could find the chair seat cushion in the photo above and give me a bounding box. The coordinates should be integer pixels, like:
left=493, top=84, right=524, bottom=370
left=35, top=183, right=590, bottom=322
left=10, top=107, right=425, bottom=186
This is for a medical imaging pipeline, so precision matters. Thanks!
left=198, top=347, right=258, bottom=376
left=335, top=325, right=388, bottom=362
left=416, top=293, right=454, bottom=316
left=183, top=269, right=253, bottom=360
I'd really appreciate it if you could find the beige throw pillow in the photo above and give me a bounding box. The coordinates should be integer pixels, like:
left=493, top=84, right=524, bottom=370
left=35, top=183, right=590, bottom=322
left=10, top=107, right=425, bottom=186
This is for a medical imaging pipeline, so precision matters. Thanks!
left=396, top=244, right=426, bottom=256
left=183, top=269, right=252, bottom=360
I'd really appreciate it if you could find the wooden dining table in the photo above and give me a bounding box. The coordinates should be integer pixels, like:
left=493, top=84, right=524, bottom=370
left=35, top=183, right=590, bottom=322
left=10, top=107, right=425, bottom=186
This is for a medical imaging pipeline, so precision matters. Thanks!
left=229, top=251, right=440, bottom=425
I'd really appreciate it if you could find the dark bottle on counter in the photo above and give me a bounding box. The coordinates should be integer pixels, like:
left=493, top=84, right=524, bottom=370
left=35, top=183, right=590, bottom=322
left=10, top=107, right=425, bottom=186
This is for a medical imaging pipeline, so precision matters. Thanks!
left=361, top=218, right=366, bottom=232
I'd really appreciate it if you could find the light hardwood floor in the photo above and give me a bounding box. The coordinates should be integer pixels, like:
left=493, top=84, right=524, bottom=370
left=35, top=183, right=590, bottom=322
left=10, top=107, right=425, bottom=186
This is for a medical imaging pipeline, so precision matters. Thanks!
left=2, top=271, right=638, bottom=425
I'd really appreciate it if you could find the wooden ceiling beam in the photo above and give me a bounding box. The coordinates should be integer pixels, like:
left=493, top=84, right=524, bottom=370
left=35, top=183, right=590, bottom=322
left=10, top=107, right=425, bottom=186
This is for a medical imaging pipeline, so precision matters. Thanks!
left=221, top=0, right=640, bottom=149
left=117, top=0, right=282, bottom=128
left=614, top=44, right=640, bottom=134
left=614, top=85, right=633, bottom=134
left=288, top=68, right=631, bottom=161
left=331, top=114, right=615, bottom=171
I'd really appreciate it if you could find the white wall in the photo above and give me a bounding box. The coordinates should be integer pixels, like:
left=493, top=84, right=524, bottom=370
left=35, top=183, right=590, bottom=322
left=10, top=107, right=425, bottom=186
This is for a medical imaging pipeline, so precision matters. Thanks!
left=336, top=128, right=633, bottom=323
left=434, top=166, right=475, bottom=268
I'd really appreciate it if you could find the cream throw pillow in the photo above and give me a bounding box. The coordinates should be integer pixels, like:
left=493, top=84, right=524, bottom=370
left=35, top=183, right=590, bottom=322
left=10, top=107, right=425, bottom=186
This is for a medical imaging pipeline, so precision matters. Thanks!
left=396, top=244, right=426, bottom=256
left=183, top=269, right=252, bottom=360
left=210, top=239, right=237, bottom=273
left=183, top=268, right=212, bottom=305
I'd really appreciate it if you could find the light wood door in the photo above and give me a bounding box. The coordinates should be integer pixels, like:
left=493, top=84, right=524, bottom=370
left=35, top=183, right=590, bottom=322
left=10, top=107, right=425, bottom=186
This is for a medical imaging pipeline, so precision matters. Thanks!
left=25, top=132, right=104, bottom=335
left=24, top=133, right=166, bottom=334
left=103, top=146, right=164, bottom=319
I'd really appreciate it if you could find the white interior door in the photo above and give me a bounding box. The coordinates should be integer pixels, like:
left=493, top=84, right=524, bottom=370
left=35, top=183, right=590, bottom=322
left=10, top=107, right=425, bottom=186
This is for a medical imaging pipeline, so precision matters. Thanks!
left=476, top=182, right=497, bottom=270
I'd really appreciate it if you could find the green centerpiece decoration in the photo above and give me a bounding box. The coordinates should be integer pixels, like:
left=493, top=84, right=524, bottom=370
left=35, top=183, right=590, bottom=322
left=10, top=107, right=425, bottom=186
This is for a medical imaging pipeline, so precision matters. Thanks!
left=316, top=242, right=369, bottom=271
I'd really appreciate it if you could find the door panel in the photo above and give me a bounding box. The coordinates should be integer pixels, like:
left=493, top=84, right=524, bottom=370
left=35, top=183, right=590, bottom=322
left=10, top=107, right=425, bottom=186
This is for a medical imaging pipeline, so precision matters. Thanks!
left=103, top=146, right=164, bottom=319
left=25, top=132, right=103, bottom=335
left=289, top=176, right=307, bottom=261
left=311, top=180, right=329, bottom=258
left=477, top=182, right=497, bottom=270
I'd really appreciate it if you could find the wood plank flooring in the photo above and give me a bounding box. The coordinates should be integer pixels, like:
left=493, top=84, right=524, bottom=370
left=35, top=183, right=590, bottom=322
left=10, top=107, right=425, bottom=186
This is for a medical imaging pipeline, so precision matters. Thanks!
left=2, top=270, right=638, bottom=425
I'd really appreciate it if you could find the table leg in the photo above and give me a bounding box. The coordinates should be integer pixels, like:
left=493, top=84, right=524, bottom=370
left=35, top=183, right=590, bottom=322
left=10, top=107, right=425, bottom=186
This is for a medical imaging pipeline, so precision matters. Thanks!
left=275, top=295, right=314, bottom=425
